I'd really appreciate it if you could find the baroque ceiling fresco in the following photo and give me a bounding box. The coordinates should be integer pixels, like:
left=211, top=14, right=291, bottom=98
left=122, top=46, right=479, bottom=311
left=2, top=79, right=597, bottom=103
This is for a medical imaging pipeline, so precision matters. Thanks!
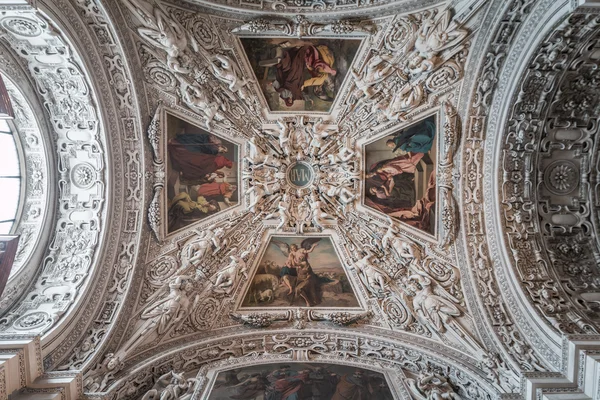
left=0, top=0, right=598, bottom=399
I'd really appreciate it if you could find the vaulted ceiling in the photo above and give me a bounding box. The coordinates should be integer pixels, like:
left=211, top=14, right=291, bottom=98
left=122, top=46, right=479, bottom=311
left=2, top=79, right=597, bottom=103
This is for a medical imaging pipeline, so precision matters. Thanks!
left=0, top=0, right=599, bottom=399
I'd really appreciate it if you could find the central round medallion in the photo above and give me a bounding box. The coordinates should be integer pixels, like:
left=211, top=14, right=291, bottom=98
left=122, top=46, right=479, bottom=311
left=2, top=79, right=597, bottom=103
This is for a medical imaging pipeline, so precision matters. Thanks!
left=286, top=161, right=314, bottom=189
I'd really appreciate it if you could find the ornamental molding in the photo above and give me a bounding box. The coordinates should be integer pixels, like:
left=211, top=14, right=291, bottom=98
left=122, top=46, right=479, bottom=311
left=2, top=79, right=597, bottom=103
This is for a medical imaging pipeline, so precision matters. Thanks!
left=0, top=10, right=108, bottom=339
left=67, top=1, right=509, bottom=396
left=5, top=0, right=597, bottom=398
left=457, top=0, right=600, bottom=378
left=0, top=52, right=55, bottom=314
left=459, top=0, right=568, bottom=374
left=0, top=0, right=147, bottom=378
left=95, top=329, right=498, bottom=400
left=498, top=11, right=600, bottom=335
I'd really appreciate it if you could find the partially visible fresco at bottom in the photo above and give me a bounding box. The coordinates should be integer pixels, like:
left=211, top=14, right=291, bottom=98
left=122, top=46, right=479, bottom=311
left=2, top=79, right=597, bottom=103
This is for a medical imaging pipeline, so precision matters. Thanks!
left=206, top=363, right=395, bottom=400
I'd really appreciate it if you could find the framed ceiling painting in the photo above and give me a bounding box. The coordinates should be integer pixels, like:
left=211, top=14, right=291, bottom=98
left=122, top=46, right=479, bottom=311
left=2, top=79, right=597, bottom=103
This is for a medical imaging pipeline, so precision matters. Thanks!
left=239, top=235, right=361, bottom=309
left=239, top=37, right=362, bottom=113
left=204, top=362, right=396, bottom=400
left=147, top=107, right=242, bottom=240
left=362, top=114, right=438, bottom=237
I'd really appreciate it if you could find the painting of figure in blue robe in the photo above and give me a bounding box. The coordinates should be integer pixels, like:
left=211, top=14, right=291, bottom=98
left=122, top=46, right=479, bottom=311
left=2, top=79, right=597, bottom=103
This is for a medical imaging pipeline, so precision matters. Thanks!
left=364, top=115, right=437, bottom=235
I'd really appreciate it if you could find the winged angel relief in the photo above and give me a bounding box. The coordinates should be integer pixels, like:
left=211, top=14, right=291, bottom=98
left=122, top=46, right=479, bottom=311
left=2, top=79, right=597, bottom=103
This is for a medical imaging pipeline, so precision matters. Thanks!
left=241, top=236, right=359, bottom=308
left=348, top=8, right=468, bottom=126
left=123, top=0, right=256, bottom=129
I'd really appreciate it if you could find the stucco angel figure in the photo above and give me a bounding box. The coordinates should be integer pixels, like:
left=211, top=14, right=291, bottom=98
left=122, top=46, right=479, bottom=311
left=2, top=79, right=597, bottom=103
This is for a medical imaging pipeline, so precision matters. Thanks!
left=265, top=120, right=292, bottom=156
left=181, top=227, right=226, bottom=271
left=123, top=0, right=196, bottom=73
left=141, top=370, right=197, bottom=400
left=212, top=249, right=250, bottom=295
left=180, top=82, right=225, bottom=128
left=308, top=118, right=336, bottom=156
left=208, top=53, right=254, bottom=102
left=264, top=193, right=292, bottom=231
left=408, top=9, right=468, bottom=76
left=350, top=252, right=389, bottom=297
left=307, top=192, right=335, bottom=231
left=246, top=136, right=277, bottom=166
left=382, top=222, right=424, bottom=267
left=319, top=181, right=356, bottom=215
left=407, top=274, right=460, bottom=333
left=351, top=52, right=397, bottom=99
left=406, top=369, right=462, bottom=400
left=384, top=82, right=425, bottom=121
left=322, top=146, right=355, bottom=165
left=246, top=172, right=283, bottom=213
left=140, top=275, right=196, bottom=336
left=113, top=275, right=197, bottom=361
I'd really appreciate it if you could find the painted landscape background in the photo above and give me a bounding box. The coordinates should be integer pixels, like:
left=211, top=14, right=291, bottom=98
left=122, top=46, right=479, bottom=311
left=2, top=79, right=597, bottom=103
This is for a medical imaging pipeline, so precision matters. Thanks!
left=241, top=236, right=359, bottom=308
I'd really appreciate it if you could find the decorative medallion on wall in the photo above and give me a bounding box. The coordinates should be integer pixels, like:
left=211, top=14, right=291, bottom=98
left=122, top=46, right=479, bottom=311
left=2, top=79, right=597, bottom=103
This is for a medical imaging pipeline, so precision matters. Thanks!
left=363, top=115, right=438, bottom=235
left=240, top=37, right=362, bottom=112
left=241, top=236, right=360, bottom=308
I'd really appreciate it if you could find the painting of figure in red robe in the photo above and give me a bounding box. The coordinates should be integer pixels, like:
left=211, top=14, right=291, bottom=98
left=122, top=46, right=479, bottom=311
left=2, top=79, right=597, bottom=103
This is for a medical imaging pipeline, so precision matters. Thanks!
left=166, top=113, right=238, bottom=233
left=364, top=115, right=437, bottom=235
left=206, top=363, right=395, bottom=400
left=241, top=37, right=361, bottom=112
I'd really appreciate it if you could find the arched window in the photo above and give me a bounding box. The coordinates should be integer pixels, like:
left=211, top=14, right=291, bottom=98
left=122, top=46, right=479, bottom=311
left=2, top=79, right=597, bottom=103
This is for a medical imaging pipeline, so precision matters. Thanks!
left=0, top=119, right=22, bottom=234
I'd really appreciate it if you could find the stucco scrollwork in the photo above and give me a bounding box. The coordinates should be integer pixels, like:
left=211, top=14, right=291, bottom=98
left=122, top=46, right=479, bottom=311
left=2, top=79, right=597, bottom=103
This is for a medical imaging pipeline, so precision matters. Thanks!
left=0, top=10, right=107, bottom=336
left=232, top=15, right=377, bottom=37
left=499, top=12, right=600, bottom=335
left=340, top=7, right=471, bottom=133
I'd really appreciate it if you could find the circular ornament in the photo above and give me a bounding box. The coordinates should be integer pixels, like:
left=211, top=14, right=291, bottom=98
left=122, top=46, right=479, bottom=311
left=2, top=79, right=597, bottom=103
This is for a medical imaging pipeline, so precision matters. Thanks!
left=286, top=161, right=314, bottom=189
left=71, top=163, right=97, bottom=189
left=1, top=17, right=42, bottom=37
left=543, top=160, right=579, bottom=195
left=13, top=311, right=49, bottom=330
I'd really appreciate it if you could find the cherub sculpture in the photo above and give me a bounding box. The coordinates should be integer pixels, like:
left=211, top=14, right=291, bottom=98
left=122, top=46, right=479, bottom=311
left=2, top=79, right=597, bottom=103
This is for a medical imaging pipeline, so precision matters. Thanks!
left=351, top=52, right=397, bottom=99
left=350, top=252, right=389, bottom=297
left=181, top=227, right=226, bottom=271
left=308, top=118, right=337, bottom=156
left=381, top=222, right=424, bottom=267
left=264, top=193, right=292, bottom=231
left=208, top=53, right=254, bottom=102
left=141, top=370, right=197, bottom=400
left=180, top=82, right=224, bottom=128
left=124, top=0, right=196, bottom=73
left=213, top=250, right=250, bottom=295
left=264, top=120, right=292, bottom=156
left=307, top=192, right=334, bottom=231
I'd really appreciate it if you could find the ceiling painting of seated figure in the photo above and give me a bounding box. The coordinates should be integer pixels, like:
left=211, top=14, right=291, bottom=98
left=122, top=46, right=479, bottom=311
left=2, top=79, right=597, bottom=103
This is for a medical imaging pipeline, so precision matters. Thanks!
left=165, top=113, right=239, bottom=233
left=240, top=37, right=361, bottom=112
left=364, top=115, right=437, bottom=235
